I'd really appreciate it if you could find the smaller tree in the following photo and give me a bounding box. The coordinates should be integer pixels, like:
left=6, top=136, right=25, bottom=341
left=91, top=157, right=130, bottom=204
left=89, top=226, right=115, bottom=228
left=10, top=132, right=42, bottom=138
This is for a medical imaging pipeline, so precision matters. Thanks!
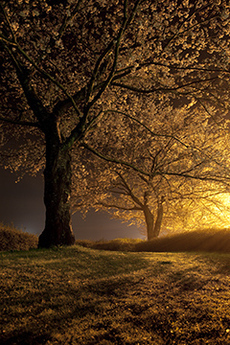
left=99, top=171, right=167, bottom=239
left=94, top=170, right=230, bottom=241
left=71, top=105, right=230, bottom=240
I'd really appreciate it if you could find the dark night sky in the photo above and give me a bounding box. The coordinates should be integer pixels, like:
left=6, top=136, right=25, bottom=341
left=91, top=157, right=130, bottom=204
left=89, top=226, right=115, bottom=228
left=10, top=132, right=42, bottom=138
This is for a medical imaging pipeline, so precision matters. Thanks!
left=0, top=169, right=144, bottom=240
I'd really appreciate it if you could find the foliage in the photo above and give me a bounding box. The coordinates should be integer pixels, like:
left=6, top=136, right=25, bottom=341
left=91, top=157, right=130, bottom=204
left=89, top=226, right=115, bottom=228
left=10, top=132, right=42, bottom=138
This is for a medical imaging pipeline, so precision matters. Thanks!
left=0, top=222, right=38, bottom=251
left=1, top=245, right=230, bottom=344
left=0, top=0, right=230, bottom=246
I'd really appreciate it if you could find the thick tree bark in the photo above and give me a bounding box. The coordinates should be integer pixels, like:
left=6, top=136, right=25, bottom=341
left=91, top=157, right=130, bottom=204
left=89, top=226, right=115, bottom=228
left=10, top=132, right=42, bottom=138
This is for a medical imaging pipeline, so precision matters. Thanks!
left=38, top=135, right=75, bottom=248
left=153, top=197, right=164, bottom=238
left=143, top=198, right=164, bottom=241
left=143, top=205, right=155, bottom=241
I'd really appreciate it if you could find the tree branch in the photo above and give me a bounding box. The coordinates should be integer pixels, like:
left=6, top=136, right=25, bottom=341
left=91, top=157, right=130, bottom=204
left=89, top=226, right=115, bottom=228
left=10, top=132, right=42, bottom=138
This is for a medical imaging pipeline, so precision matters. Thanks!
left=115, top=171, right=144, bottom=207
left=2, top=44, right=50, bottom=129
left=163, top=171, right=230, bottom=184
left=15, top=43, right=82, bottom=118
left=0, top=33, right=17, bottom=46
left=138, top=61, right=230, bottom=75
left=59, top=0, right=83, bottom=38
left=85, top=40, right=115, bottom=104
left=0, top=115, right=40, bottom=128
left=0, top=3, right=17, bottom=43
left=81, top=142, right=149, bottom=176
left=112, top=77, right=218, bottom=94
left=0, top=8, right=82, bottom=120
left=99, top=202, right=142, bottom=211
left=102, top=109, right=189, bottom=148
left=85, top=0, right=141, bottom=113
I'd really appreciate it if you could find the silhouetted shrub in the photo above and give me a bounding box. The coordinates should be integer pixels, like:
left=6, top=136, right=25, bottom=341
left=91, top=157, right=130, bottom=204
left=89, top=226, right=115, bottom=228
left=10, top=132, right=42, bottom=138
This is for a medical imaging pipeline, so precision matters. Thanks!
left=0, top=223, right=38, bottom=251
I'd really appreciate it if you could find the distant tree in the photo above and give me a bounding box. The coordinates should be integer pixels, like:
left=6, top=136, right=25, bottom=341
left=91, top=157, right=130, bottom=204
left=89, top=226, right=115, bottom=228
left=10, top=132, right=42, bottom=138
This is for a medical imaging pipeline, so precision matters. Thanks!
left=0, top=0, right=230, bottom=247
left=71, top=105, right=230, bottom=240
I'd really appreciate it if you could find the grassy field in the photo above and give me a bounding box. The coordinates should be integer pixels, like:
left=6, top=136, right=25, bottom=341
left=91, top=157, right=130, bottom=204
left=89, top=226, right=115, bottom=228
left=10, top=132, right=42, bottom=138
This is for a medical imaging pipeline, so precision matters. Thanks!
left=75, top=228, right=230, bottom=253
left=1, top=244, right=230, bottom=344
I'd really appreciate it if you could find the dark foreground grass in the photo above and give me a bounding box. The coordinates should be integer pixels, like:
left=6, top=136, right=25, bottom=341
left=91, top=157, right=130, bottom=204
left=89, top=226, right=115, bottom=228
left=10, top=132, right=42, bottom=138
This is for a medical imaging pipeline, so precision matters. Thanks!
left=1, top=245, right=230, bottom=344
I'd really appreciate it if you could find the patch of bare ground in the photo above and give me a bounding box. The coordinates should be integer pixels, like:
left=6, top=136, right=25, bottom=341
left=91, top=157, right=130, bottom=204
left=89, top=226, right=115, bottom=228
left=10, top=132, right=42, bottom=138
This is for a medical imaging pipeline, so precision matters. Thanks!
left=0, top=245, right=230, bottom=344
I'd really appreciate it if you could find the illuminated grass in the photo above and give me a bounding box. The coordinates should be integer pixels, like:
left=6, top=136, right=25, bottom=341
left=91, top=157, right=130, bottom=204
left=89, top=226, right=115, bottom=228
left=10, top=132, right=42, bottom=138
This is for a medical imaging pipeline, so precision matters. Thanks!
left=0, top=246, right=230, bottom=344
left=76, top=228, right=230, bottom=253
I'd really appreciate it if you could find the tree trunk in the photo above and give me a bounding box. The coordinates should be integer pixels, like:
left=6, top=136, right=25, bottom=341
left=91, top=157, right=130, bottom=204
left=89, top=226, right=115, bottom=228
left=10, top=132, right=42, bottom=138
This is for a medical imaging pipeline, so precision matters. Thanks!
left=143, top=198, right=164, bottom=241
left=38, top=136, right=75, bottom=248
left=143, top=205, right=155, bottom=241
left=153, top=197, right=164, bottom=238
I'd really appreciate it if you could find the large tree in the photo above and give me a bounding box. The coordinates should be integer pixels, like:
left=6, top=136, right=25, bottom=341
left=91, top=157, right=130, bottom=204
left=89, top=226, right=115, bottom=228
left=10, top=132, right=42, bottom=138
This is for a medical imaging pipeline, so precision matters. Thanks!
left=0, top=0, right=230, bottom=247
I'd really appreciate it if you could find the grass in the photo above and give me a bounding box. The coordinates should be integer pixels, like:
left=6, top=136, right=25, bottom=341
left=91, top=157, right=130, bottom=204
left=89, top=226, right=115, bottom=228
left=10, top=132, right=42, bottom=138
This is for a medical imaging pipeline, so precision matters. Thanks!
left=0, top=223, right=38, bottom=251
left=75, top=237, right=143, bottom=252
left=1, top=244, right=230, bottom=344
left=76, top=228, right=230, bottom=253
